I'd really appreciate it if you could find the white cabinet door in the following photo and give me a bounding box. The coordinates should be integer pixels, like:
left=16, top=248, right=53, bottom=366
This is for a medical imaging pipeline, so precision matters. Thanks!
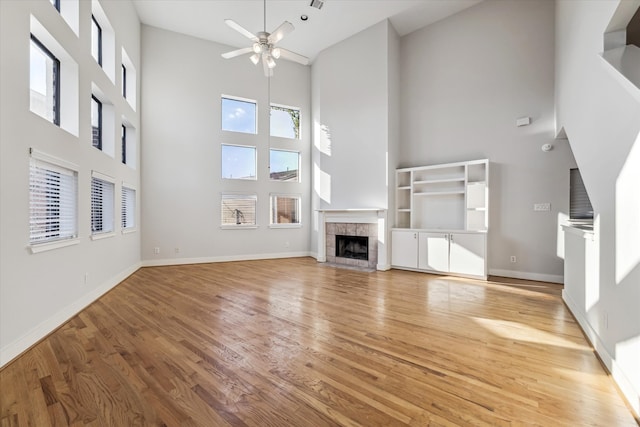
left=418, top=232, right=449, bottom=272
left=391, top=230, right=418, bottom=268
left=449, top=233, right=486, bottom=277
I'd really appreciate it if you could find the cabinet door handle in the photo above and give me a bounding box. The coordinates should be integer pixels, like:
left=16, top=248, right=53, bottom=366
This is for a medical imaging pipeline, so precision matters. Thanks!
left=414, top=233, right=417, bottom=239
left=450, top=234, right=454, bottom=243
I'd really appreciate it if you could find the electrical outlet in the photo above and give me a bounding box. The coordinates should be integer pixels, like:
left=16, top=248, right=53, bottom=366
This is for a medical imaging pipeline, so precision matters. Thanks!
left=534, top=203, right=550, bottom=211
left=175, top=247, right=180, bottom=254
left=154, top=247, right=160, bottom=254
left=510, top=256, right=517, bottom=263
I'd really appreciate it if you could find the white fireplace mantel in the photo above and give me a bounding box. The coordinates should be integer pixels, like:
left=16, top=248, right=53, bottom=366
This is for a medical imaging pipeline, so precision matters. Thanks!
left=316, top=209, right=389, bottom=270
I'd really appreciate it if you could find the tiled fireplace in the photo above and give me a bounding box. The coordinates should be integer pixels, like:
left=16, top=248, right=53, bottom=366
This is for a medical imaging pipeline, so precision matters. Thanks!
left=316, top=209, right=388, bottom=271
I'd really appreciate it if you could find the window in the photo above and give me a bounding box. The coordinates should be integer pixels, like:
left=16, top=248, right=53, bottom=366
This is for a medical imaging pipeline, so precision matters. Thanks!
left=50, top=0, right=60, bottom=12
left=221, top=194, right=257, bottom=227
left=91, top=15, right=102, bottom=66
left=270, top=195, right=301, bottom=226
left=30, top=35, right=60, bottom=125
left=91, top=95, right=102, bottom=150
left=221, top=97, right=257, bottom=134
left=29, top=152, right=77, bottom=246
left=221, top=144, right=256, bottom=180
left=121, top=64, right=126, bottom=98
left=121, top=186, right=135, bottom=230
left=91, top=174, right=114, bottom=236
left=570, top=168, right=594, bottom=221
left=121, top=125, right=126, bottom=164
left=270, top=149, right=300, bottom=182
left=270, top=105, right=300, bottom=139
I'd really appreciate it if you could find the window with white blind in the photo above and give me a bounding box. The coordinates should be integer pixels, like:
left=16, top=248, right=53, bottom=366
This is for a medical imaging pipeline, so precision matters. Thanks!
left=29, top=151, right=78, bottom=248
left=221, top=194, right=257, bottom=227
left=121, top=185, right=135, bottom=231
left=270, top=194, right=301, bottom=227
left=570, top=168, right=594, bottom=221
left=91, top=173, right=114, bottom=237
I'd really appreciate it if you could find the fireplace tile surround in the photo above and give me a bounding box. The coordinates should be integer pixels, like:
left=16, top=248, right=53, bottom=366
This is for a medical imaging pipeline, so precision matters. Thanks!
left=326, top=222, right=378, bottom=269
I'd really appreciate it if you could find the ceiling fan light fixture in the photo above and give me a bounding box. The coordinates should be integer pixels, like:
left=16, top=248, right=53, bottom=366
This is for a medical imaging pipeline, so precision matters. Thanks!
left=249, top=53, right=260, bottom=65
left=271, top=47, right=281, bottom=59
left=266, top=55, right=277, bottom=69
left=252, top=42, right=262, bottom=54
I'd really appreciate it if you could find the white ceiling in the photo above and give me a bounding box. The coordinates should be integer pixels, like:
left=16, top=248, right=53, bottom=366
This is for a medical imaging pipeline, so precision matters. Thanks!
left=132, top=0, right=481, bottom=62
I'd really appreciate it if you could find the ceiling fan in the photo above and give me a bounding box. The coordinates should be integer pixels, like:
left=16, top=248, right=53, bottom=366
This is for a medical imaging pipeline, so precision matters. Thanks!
left=221, top=0, right=309, bottom=77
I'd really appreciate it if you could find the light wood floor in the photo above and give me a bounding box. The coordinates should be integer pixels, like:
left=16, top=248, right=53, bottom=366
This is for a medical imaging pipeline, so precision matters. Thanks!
left=1, top=258, right=637, bottom=426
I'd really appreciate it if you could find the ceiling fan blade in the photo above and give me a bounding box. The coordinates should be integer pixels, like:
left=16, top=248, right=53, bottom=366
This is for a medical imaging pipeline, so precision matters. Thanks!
left=278, top=48, right=309, bottom=66
left=268, top=21, right=294, bottom=44
left=224, top=19, right=258, bottom=42
left=221, top=47, right=254, bottom=59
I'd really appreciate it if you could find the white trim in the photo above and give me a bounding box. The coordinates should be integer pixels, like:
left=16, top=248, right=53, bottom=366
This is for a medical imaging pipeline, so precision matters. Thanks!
left=220, top=225, right=259, bottom=230
left=269, top=224, right=302, bottom=229
left=121, top=228, right=137, bottom=234
left=90, top=231, right=115, bottom=240
left=489, top=268, right=563, bottom=284
left=30, top=148, right=78, bottom=171
left=122, top=181, right=136, bottom=190
left=563, top=291, right=640, bottom=416
left=91, top=170, right=115, bottom=183
left=142, top=251, right=312, bottom=267
left=29, top=237, right=80, bottom=254
left=0, top=262, right=141, bottom=368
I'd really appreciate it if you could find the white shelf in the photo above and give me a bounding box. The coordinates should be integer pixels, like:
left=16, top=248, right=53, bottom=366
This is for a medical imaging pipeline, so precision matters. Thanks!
left=414, top=190, right=465, bottom=196
left=397, top=186, right=411, bottom=190
left=414, top=178, right=465, bottom=185
left=398, top=208, right=411, bottom=212
left=467, top=207, right=486, bottom=211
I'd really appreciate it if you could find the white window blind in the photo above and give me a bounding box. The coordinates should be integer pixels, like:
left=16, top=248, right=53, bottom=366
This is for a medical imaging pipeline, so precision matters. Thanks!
left=221, top=194, right=257, bottom=226
left=29, top=157, right=77, bottom=244
left=91, top=175, right=114, bottom=234
left=121, top=186, right=135, bottom=230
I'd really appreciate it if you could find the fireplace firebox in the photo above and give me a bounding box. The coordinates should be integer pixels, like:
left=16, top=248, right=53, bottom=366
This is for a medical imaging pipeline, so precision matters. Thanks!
left=335, top=235, right=369, bottom=260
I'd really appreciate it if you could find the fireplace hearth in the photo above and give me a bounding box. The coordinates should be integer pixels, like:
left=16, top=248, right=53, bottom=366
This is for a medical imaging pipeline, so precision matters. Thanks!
left=335, top=235, right=368, bottom=260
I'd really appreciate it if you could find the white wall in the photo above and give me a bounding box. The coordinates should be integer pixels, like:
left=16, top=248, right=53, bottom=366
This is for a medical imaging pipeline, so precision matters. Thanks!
left=0, top=0, right=141, bottom=366
left=140, top=26, right=311, bottom=265
left=310, top=20, right=397, bottom=258
left=399, top=0, right=576, bottom=282
left=556, top=0, right=640, bottom=415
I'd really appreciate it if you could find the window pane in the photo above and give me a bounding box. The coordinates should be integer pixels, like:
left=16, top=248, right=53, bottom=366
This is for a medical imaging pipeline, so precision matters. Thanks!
left=30, top=158, right=77, bottom=243
left=91, top=177, right=114, bottom=234
left=271, top=195, right=300, bottom=225
left=221, top=195, right=257, bottom=226
left=221, top=97, right=256, bottom=134
left=91, top=16, right=101, bottom=65
left=30, top=37, right=59, bottom=125
left=270, top=149, right=299, bottom=182
left=221, top=145, right=256, bottom=180
left=91, top=96, right=101, bottom=150
left=121, top=125, right=126, bottom=164
left=122, top=64, right=127, bottom=98
left=122, top=186, right=135, bottom=229
left=270, top=105, right=299, bottom=139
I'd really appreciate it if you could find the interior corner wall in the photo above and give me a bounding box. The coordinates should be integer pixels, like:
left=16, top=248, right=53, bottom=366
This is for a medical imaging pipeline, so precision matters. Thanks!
left=399, top=0, right=576, bottom=282
left=0, top=0, right=141, bottom=366
left=556, top=0, right=640, bottom=415
left=140, top=26, right=311, bottom=265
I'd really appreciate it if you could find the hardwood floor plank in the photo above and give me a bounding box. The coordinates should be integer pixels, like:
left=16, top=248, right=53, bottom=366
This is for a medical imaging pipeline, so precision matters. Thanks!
left=1, top=258, right=637, bottom=426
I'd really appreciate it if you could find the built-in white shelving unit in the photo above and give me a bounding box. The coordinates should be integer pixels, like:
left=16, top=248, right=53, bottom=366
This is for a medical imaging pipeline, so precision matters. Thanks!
left=392, top=159, right=489, bottom=279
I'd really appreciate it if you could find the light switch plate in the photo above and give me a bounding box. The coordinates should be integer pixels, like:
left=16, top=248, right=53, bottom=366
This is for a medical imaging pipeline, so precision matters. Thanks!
left=534, top=203, right=550, bottom=211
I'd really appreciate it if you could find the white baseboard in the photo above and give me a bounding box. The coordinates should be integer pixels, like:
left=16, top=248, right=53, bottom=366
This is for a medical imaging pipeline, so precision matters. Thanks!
left=0, top=262, right=141, bottom=368
left=489, top=268, right=563, bottom=284
left=563, top=291, right=639, bottom=417
left=141, top=251, right=313, bottom=267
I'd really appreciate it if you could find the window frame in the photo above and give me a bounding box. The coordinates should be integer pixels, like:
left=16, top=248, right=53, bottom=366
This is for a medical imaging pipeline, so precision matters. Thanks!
left=270, top=103, right=300, bottom=140
left=221, top=143, right=257, bottom=181
left=269, top=194, right=302, bottom=228
left=30, top=34, right=60, bottom=126
left=90, top=172, right=115, bottom=239
left=28, top=149, right=79, bottom=253
left=221, top=95, right=258, bottom=135
left=220, top=193, right=258, bottom=229
left=50, top=0, right=60, bottom=12
left=122, top=64, right=127, bottom=98
left=91, top=15, right=102, bottom=66
left=91, top=95, right=102, bottom=150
